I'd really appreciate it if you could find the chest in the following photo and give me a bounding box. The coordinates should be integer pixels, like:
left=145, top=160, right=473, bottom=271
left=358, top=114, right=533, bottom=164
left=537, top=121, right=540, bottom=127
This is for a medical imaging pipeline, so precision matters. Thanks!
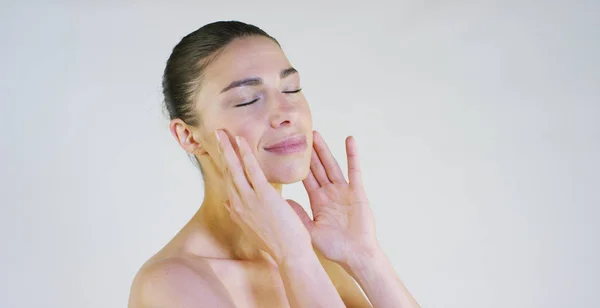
left=207, top=260, right=290, bottom=308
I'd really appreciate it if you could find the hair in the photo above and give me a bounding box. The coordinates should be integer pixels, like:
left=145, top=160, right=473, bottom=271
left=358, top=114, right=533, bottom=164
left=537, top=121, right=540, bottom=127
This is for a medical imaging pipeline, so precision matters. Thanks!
left=161, top=21, right=280, bottom=174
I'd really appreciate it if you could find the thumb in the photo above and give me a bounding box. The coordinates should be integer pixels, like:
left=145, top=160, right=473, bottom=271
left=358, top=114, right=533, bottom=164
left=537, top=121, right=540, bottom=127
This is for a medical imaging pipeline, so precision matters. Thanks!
left=286, top=199, right=314, bottom=231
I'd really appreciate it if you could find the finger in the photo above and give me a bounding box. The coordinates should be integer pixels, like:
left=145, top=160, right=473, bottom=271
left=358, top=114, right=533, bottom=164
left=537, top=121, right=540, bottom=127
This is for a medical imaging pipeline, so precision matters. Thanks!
left=221, top=153, right=244, bottom=207
left=301, top=169, right=329, bottom=215
left=286, top=199, right=314, bottom=232
left=235, top=135, right=268, bottom=192
left=216, top=130, right=254, bottom=196
left=310, top=147, right=331, bottom=186
left=313, top=131, right=346, bottom=183
left=346, top=136, right=363, bottom=188
left=302, top=168, right=320, bottom=191
left=224, top=184, right=244, bottom=226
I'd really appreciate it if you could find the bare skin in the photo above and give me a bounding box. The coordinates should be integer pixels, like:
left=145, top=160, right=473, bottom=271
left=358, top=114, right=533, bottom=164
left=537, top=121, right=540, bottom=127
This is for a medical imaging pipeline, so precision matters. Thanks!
left=128, top=36, right=419, bottom=307
left=128, top=187, right=371, bottom=307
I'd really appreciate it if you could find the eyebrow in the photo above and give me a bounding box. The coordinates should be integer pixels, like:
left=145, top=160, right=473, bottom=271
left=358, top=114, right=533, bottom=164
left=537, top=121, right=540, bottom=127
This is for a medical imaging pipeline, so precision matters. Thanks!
left=220, top=67, right=298, bottom=93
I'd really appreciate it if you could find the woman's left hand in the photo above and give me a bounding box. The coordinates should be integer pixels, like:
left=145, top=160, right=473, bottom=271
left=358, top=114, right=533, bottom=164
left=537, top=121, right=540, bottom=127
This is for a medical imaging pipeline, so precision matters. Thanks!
left=287, top=130, right=380, bottom=266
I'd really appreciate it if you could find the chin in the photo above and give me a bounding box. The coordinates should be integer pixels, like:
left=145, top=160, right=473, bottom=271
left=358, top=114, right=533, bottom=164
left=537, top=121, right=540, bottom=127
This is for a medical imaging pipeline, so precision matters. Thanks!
left=263, top=156, right=311, bottom=184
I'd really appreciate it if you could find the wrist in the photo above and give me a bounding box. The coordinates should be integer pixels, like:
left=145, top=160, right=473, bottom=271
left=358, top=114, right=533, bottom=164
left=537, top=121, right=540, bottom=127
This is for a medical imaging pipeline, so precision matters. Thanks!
left=274, top=235, right=313, bottom=266
left=342, top=244, right=386, bottom=275
left=276, top=246, right=322, bottom=278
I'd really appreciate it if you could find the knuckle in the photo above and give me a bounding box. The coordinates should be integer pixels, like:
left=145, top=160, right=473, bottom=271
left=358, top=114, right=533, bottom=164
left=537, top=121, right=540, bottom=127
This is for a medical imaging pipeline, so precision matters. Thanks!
left=245, top=163, right=255, bottom=177
left=242, top=152, right=253, bottom=163
left=232, top=204, right=243, bottom=215
left=231, top=168, right=243, bottom=180
left=246, top=195, right=260, bottom=207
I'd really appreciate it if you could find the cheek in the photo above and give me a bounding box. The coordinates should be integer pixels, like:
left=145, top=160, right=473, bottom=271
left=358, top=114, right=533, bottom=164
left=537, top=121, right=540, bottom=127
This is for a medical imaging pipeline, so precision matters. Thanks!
left=299, top=100, right=313, bottom=126
left=233, top=124, right=263, bottom=153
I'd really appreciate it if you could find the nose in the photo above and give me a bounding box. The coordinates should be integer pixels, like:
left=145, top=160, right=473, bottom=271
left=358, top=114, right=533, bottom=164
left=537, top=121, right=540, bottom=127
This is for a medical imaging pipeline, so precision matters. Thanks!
left=268, top=91, right=298, bottom=129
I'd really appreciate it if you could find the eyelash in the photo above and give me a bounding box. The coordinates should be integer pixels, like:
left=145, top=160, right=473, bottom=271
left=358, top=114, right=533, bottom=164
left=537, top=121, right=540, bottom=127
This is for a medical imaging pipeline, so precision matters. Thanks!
left=234, top=89, right=303, bottom=107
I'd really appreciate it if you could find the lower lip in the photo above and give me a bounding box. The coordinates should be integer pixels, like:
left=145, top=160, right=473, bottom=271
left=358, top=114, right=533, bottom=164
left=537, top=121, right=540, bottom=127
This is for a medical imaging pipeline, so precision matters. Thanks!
left=265, top=141, right=308, bottom=155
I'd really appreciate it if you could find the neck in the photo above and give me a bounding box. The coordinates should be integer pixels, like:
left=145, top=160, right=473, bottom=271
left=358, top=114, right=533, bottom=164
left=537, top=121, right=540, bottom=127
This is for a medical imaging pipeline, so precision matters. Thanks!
left=188, top=165, right=283, bottom=261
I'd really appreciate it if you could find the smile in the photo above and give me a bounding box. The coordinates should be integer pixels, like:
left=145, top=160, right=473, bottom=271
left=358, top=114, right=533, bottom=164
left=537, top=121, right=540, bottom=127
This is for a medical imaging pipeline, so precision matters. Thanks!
left=264, top=135, right=308, bottom=155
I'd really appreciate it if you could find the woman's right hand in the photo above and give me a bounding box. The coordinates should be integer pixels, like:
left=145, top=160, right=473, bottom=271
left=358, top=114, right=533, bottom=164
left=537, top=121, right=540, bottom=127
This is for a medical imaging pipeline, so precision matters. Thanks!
left=215, top=129, right=312, bottom=264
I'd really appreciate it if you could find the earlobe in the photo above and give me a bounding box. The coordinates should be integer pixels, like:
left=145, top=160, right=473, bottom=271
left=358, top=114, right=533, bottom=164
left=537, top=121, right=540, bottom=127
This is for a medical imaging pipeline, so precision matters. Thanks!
left=195, top=143, right=208, bottom=156
left=187, top=130, right=210, bottom=156
left=170, top=119, right=207, bottom=156
left=186, top=131, right=209, bottom=156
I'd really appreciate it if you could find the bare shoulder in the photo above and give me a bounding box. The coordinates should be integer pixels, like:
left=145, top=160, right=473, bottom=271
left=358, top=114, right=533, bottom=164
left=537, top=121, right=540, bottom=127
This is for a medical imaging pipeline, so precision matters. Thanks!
left=128, top=257, right=235, bottom=308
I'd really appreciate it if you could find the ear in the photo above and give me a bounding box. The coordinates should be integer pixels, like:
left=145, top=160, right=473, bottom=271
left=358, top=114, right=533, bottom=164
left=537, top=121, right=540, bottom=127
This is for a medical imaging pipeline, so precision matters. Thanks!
left=169, top=119, right=208, bottom=156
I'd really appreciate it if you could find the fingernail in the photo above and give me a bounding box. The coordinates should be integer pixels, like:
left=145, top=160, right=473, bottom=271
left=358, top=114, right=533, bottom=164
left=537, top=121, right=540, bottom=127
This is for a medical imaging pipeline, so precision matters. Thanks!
left=235, top=136, right=241, bottom=147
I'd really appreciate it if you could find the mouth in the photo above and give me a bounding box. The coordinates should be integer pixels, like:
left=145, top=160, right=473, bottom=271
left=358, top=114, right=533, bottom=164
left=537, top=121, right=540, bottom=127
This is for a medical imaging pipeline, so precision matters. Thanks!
left=264, top=134, right=308, bottom=155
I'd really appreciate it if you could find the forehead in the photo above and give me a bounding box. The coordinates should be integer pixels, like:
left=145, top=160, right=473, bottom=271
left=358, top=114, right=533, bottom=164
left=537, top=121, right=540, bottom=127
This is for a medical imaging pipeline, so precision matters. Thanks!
left=202, top=36, right=292, bottom=90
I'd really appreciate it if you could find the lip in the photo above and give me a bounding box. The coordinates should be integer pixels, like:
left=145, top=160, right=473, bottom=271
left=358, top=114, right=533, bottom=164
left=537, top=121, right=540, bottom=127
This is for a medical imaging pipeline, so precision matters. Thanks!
left=264, top=135, right=307, bottom=154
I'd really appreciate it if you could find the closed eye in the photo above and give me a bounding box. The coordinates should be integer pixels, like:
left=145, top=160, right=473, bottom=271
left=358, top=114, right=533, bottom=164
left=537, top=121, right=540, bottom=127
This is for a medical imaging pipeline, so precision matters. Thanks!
left=283, top=88, right=302, bottom=94
left=235, top=98, right=259, bottom=107
left=234, top=89, right=302, bottom=107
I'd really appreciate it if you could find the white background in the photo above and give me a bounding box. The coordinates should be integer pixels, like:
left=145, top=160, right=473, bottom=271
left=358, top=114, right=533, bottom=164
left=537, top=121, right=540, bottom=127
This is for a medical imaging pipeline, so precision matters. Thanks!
left=1, top=1, right=598, bottom=307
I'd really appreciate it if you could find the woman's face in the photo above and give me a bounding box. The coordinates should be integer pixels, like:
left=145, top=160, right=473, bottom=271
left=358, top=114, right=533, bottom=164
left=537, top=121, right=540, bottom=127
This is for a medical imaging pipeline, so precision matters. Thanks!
left=194, top=36, right=313, bottom=184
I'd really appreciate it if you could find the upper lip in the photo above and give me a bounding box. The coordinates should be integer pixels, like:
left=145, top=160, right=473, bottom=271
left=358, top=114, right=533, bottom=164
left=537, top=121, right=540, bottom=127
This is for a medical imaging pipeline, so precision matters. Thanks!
left=264, top=134, right=307, bottom=150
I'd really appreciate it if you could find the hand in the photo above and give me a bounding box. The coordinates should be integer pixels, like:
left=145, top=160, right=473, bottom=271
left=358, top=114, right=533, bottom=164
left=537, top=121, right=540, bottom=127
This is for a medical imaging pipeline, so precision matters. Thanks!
left=215, top=129, right=312, bottom=264
left=288, top=131, right=379, bottom=266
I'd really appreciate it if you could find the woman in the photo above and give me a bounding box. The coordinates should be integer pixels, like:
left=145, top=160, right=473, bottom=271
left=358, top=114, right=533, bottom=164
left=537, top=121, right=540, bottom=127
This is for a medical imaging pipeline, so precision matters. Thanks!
left=129, top=21, right=420, bottom=308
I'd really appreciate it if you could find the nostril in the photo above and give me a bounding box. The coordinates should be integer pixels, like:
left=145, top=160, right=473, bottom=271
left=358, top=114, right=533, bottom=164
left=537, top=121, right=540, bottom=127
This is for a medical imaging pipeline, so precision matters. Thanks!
left=279, top=120, right=292, bottom=127
left=270, top=114, right=293, bottom=128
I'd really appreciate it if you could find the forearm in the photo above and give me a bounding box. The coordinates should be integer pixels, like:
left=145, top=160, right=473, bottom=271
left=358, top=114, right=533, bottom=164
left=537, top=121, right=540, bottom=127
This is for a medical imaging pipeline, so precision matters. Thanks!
left=342, top=249, right=420, bottom=308
left=278, top=248, right=346, bottom=308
